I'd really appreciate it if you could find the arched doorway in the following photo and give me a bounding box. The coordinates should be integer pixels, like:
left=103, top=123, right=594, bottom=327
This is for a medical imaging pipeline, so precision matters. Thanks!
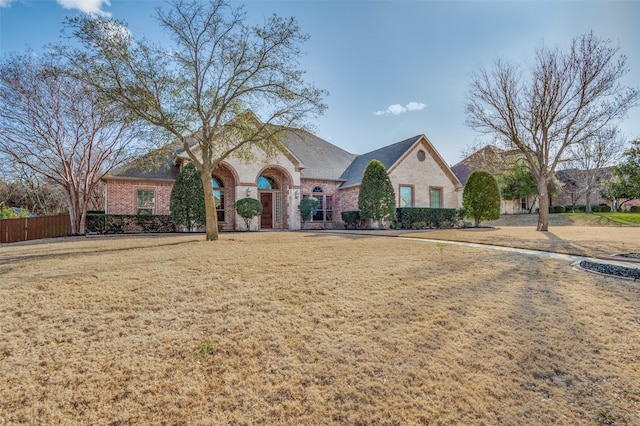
left=256, top=168, right=292, bottom=229
left=258, top=176, right=276, bottom=229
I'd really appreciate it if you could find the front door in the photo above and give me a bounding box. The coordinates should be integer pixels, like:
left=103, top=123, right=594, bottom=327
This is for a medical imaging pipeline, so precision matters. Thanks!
left=260, top=192, right=272, bottom=229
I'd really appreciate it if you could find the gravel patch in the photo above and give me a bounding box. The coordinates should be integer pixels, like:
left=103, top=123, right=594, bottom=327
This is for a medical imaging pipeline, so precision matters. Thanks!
left=616, top=253, right=640, bottom=259
left=579, top=260, right=640, bottom=281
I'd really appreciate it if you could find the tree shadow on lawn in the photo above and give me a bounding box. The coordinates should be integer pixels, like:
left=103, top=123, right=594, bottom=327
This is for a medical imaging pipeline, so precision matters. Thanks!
left=0, top=237, right=200, bottom=269
left=542, top=231, right=590, bottom=257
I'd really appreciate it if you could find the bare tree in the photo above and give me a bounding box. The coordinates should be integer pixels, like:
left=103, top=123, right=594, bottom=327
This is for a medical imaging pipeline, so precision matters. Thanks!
left=466, top=32, right=639, bottom=231
left=559, top=128, right=626, bottom=212
left=61, top=0, right=326, bottom=241
left=0, top=53, right=137, bottom=234
left=0, top=163, right=67, bottom=215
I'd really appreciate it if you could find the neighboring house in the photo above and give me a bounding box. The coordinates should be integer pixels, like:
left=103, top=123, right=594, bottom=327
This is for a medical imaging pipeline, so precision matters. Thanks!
left=553, top=168, right=612, bottom=209
left=103, top=130, right=463, bottom=230
left=451, top=145, right=539, bottom=214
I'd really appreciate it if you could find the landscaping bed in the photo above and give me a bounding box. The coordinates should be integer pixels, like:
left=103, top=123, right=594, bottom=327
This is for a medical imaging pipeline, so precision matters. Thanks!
left=579, top=259, right=640, bottom=281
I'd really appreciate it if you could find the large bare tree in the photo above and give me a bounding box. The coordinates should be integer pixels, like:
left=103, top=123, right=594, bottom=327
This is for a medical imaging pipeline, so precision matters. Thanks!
left=466, top=32, right=638, bottom=231
left=61, top=0, right=327, bottom=240
left=0, top=53, right=137, bottom=234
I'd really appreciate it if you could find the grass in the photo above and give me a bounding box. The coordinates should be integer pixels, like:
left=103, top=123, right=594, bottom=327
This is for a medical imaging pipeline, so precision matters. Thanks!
left=1, top=231, right=639, bottom=424
left=596, top=212, right=640, bottom=225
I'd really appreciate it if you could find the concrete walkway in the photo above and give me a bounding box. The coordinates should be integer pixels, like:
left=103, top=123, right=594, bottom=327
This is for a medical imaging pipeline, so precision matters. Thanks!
left=317, top=229, right=640, bottom=272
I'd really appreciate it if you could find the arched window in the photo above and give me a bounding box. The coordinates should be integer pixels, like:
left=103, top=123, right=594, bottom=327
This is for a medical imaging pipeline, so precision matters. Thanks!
left=306, top=186, right=332, bottom=222
left=258, top=176, right=277, bottom=190
left=212, top=176, right=225, bottom=222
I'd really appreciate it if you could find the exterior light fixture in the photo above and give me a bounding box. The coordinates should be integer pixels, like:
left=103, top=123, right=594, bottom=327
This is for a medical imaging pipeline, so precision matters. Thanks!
left=246, top=187, right=251, bottom=196
left=295, top=190, right=300, bottom=199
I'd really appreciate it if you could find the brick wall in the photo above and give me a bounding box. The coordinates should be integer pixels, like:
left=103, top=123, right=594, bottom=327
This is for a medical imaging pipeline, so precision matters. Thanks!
left=338, top=186, right=360, bottom=212
left=388, top=142, right=461, bottom=208
left=105, top=179, right=173, bottom=215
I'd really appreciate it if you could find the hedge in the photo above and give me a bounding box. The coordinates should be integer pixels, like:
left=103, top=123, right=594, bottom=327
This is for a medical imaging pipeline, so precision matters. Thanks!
left=86, top=214, right=176, bottom=234
left=549, top=205, right=566, bottom=213
left=396, top=208, right=460, bottom=229
left=341, top=210, right=361, bottom=229
left=631, top=206, right=640, bottom=213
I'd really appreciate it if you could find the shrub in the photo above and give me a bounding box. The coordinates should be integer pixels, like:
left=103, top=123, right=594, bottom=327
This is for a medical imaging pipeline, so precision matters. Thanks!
left=170, top=163, right=206, bottom=231
left=462, top=170, right=501, bottom=226
left=298, top=196, right=319, bottom=228
left=396, top=207, right=459, bottom=229
left=341, top=210, right=360, bottom=229
left=549, top=205, right=565, bottom=213
left=590, top=205, right=602, bottom=213
left=235, top=197, right=263, bottom=231
left=0, top=207, right=18, bottom=219
left=576, top=205, right=586, bottom=212
left=86, top=214, right=175, bottom=234
left=358, top=159, right=396, bottom=226
left=599, top=204, right=612, bottom=212
left=411, top=221, right=426, bottom=229
left=631, top=206, right=640, bottom=213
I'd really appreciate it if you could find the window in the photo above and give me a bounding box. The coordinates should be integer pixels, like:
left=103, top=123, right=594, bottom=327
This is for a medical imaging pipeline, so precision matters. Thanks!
left=399, top=186, right=413, bottom=207
left=325, top=195, right=333, bottom=221
left=275, top=192, right=282, bottom=222
left=417, top=150, right=426, bottom=162
left=258, top=176, right=277, bottom=190
left=136, top=189, right=155, bottom=215
left=312, top=187, right=324, bottom=221
left=304, top=186, right=333, bottom=222
left=430, top=187, right=442, bottom=208
left=212, top=176, right=225, bottom=222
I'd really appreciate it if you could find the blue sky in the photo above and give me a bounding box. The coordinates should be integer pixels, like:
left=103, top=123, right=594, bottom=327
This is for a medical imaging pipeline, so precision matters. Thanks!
left=1, top=0, right=639, bottom=165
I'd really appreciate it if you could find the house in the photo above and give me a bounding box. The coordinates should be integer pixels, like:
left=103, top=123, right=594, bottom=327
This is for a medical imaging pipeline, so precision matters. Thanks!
left=553, top=168, right=612, bottom=209
left=451, top=145, right=630, bottom=213
left=103, top=129, right=463, bottom=230
left=451, top=145, right=540, bottom=214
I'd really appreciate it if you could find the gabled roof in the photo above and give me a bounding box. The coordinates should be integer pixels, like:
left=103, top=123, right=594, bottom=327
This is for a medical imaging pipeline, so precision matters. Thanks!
left=338, top=135, right=422, bottom=188
left=451, top=145, right=512, bottom=185
left=280, top=129, right=356, bottom=180
left=106, top=147, right=180, bottom=181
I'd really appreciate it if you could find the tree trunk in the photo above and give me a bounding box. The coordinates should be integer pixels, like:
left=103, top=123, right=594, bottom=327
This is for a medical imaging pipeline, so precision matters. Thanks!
left=201, top=171, right=219, bottom=241
left=65, top=189, right=80, bottom=235
left=585, top=190, right=592, bottom=213
left=537, top=176, right=550, bottom=231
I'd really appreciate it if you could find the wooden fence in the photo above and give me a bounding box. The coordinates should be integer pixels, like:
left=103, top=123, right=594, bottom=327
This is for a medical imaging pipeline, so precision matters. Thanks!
left=0, top=214, right=72, bottom=244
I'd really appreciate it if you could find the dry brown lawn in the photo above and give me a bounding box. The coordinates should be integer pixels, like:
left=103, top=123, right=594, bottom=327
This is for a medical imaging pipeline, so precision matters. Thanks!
left=1, top=228, right=639, bottom=425
left=409, top=226, right=639, bottom=259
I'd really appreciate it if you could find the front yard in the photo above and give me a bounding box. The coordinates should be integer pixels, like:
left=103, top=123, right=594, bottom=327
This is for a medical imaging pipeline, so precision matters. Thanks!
left=1, top=231, right=638, bottom=424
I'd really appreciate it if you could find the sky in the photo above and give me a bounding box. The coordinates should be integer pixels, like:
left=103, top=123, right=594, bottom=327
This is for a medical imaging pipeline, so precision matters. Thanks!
left=1, top=0, right=639, bottom=166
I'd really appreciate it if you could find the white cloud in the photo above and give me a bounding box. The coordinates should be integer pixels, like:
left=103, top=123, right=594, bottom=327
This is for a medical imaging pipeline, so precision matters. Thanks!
left=406, top=102, right=426, bottom=111
left=0, top=0, right=15, bottom=7
left=374, top=101, right=427, bottom=116
left=57, top=0, right=111, bottom=17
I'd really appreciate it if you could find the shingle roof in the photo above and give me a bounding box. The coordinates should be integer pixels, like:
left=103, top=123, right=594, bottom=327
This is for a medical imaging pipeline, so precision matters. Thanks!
left=338, top=135, right=422, bottom=188
left=280, top=129, right=357, bottom=180
left=106, top=148, right=180, bottom=181
left=450, top=145, right=508, bottom=185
